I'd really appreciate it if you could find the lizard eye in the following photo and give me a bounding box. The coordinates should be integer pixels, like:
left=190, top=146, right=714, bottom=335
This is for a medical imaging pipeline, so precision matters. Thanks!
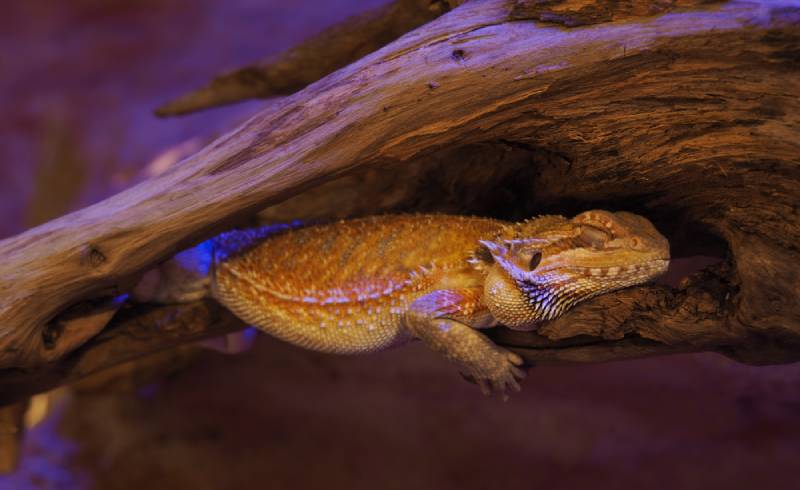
left=578, top=225, right=611, bottom=248
left=528, top=251, right=542, bottom=270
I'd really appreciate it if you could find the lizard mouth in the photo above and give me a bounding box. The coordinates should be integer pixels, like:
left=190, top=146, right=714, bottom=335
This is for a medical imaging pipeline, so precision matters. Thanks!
left=650, top=257, right=671, bottom=272
left=622, top=258, right=670, bottom=279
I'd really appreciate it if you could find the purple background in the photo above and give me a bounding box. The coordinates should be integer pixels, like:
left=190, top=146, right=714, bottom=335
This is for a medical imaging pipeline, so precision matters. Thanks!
left=2, top=1, right=799, bottom=489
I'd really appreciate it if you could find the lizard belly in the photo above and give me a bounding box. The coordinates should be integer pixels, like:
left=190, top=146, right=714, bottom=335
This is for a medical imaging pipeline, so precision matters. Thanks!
left=212, top=273, right=416, bottom=354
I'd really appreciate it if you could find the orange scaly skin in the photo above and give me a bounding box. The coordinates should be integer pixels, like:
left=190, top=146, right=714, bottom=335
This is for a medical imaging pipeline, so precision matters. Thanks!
left=203, top=211, right=670, bottom=398
left=212, top=215, right=501, bottom=353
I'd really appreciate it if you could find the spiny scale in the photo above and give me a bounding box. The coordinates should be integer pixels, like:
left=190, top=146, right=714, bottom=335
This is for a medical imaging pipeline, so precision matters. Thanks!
left=201, top=211, right=669, bottom=397
left=211, top=214, right=505, bottom=354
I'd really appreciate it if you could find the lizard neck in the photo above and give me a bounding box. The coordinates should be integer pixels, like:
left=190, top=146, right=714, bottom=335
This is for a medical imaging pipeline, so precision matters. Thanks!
left=482, top=266, right=541, bottom=330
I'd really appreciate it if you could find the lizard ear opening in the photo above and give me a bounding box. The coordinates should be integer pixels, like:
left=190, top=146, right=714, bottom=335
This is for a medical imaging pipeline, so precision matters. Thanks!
left=474, top=244, right=495, bottom=264
left=478, top=240, right=505, bottom=261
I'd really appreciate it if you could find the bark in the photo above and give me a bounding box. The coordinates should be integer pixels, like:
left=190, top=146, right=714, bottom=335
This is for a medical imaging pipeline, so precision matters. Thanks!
left=1, top=0, right=798, bottom=401
left=0, top=400, right=26, bottom=472
left=0, top=301, right=242, bottom=405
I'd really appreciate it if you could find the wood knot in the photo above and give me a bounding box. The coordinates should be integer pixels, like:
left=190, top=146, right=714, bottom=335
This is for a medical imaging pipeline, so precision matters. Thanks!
left=82, top=246, right=106, bottom=268
left=42, top=322, right=63, bottom=350
left=451, top=49, right=466, bottom=63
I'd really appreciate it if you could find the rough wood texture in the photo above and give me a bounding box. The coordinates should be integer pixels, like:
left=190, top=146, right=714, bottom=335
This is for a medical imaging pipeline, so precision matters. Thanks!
left=0, top=400, right=26, bottom=472
left=0, top=301, right=243, bottom=405
left=509, top=0, right=726, bottom=27
left=1, top=0, right=799, bottom=399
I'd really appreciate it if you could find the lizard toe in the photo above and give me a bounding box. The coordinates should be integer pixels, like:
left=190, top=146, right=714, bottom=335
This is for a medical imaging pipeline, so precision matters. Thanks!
left=506, top=351, right=524, bottom=366
left=471, top=348, right=527, bottom=399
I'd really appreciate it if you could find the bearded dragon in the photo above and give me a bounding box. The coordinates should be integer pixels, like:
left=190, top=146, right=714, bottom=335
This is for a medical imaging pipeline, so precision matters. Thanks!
left=134, top=211, right=670, bottom=398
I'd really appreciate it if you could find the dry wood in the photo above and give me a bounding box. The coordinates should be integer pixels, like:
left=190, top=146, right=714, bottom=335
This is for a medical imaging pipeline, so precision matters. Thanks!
left=0, top=400, right=26, bottom=472
left=1, top=0, right=799, bottom=401
left=0, top=301, right=243, bottom=405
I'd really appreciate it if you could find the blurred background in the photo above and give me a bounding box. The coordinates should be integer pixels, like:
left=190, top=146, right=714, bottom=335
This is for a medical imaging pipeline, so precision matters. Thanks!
left=1, top=1, right=800, bottom=489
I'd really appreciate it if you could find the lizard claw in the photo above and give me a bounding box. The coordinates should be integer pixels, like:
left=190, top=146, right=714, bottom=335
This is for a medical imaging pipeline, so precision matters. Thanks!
left=460, top=347, right=528, bottom=400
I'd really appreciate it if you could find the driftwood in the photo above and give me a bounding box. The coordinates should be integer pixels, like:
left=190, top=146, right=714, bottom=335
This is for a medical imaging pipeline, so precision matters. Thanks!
left=0, top=400, right=26, bottom=472
left=1, top=0, right=799, bottom=403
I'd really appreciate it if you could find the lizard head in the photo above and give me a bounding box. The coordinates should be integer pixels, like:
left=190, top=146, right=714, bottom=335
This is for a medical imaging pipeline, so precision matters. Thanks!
left=479, top=210, right=670, bottom=329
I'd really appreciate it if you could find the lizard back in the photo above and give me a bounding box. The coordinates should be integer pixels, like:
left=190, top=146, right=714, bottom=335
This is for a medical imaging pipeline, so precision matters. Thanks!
left=211, top=214, right=505, bottom=353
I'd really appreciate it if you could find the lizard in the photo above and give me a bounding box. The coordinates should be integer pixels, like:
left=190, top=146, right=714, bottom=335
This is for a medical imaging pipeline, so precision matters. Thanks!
left=133, top=210, right=670, bottom=398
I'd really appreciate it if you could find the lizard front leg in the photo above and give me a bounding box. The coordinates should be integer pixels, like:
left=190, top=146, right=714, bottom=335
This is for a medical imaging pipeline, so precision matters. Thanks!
left=403, top=288, right=526, bottom=399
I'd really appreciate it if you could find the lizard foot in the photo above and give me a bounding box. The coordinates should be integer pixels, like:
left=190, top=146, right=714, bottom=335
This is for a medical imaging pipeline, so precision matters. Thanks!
left=460, top=349, right=526, bottom=400
left=404, top=290, right=528, bottom=400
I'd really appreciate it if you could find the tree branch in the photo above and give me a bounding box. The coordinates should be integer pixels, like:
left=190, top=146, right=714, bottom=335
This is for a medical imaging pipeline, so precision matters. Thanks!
left=1, top=0, right=798, bottom=393
left=0, top=301, right=243, bottom=405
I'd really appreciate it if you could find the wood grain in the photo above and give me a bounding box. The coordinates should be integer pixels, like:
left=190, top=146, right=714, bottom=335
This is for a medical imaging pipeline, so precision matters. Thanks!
left=0, top=0, right=798, bottom=399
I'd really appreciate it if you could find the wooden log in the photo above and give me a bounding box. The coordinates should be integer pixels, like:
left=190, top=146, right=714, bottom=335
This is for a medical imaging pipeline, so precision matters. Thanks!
left=0, top=301, right=243, bottom=405
left=0, top=0, right=798, bottom=397
left=0, top=400, right=26, bottom=472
